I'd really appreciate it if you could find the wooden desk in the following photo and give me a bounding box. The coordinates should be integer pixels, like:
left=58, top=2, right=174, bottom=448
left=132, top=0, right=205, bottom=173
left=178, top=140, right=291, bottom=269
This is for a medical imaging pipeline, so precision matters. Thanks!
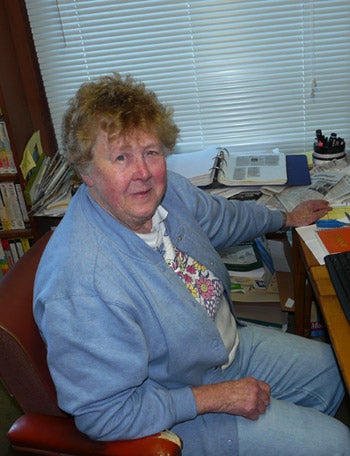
left=292, top=229, right=350, bottom=392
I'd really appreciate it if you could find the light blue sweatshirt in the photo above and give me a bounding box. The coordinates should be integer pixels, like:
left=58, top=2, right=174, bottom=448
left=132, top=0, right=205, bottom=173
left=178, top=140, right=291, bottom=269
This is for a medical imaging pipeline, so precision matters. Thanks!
left=34, top=171, right=283, bottom=454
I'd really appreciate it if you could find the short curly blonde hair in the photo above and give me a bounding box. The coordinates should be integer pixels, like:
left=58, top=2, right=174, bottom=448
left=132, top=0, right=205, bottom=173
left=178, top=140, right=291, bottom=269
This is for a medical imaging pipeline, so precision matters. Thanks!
left=61, top=72, right=180, bottom=174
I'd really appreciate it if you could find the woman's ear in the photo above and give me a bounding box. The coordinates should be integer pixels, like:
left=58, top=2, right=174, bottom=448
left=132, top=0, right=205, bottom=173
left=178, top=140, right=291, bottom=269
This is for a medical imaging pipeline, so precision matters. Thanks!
left=81, top=173, right=94, bottom=187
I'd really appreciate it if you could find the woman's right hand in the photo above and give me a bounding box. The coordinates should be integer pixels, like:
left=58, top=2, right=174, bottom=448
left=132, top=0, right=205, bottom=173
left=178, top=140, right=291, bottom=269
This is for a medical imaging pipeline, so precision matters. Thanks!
left=192, top=377, right=271, bottom=420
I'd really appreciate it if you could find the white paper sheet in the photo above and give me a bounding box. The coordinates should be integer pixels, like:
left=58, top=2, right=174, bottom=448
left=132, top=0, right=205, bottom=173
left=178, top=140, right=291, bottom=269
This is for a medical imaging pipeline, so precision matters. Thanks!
left=295, top=225, right=329, bottom=265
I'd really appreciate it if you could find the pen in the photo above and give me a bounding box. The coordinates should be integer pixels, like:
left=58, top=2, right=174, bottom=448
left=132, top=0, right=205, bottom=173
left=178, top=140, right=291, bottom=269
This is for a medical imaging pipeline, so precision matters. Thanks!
left=316, top=220, right=350, bottom=229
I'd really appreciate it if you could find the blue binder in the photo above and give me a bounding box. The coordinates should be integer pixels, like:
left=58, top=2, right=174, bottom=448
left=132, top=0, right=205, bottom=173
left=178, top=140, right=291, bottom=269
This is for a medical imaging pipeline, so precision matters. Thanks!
left=286, top=154, right=311, bottom=186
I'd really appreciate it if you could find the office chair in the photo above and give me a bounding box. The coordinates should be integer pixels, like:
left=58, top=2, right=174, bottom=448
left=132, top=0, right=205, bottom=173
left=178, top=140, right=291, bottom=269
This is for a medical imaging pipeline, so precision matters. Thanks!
left=0, top=230, right=182, bottom=455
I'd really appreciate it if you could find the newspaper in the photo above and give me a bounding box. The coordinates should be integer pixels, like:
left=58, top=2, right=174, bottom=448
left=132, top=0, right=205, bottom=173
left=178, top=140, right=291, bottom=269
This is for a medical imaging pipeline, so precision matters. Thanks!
left=259, top=156, right=350, bottom=211
left=29, top=152, right=81, bottom=217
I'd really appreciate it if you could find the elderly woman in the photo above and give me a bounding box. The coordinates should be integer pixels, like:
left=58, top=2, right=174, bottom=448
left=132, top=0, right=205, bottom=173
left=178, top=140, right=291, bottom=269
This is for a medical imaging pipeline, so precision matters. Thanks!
left=34, top=73, right=349, bottom=455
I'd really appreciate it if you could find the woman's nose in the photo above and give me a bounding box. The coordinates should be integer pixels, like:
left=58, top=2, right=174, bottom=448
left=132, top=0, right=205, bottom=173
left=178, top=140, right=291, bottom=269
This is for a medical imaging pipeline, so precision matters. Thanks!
left=133, top=156, right=152, bottom=179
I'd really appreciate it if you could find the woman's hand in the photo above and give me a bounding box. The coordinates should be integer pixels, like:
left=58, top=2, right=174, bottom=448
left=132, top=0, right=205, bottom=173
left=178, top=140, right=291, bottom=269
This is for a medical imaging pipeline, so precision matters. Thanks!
left=192, top=377, right=271, bottom=420
left=285, top=199, right=331, bottom=227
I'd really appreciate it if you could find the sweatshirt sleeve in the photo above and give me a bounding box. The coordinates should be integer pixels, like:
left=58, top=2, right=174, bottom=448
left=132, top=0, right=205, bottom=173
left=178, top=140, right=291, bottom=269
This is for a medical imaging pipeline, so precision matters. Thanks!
left=35, top=290, right=198, bottom=441
left=166, top=171, right=284, bottom=250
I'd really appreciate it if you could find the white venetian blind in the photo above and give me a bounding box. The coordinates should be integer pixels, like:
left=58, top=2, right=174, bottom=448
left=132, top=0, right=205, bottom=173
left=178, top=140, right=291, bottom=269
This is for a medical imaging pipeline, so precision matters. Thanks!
left=25, top=0, right=350, bottom=154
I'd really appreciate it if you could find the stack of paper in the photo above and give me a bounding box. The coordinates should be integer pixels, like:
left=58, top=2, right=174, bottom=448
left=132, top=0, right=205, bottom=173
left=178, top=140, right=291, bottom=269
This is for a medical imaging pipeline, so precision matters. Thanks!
left=231, top=274, right=288, bottom=331
left=220, top=239, right=273, bottom=290
left=25, top=152, right=80, bottom=217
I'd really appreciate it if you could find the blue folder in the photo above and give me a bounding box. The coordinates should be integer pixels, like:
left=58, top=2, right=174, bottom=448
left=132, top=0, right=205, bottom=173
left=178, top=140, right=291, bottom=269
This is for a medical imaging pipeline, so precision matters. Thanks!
left=286, top=154, right=311, bottom=186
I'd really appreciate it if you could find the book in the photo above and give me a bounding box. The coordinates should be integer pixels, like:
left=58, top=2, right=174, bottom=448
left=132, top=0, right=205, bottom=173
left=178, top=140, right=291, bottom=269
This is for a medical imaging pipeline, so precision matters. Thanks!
left=220, top=241, right=263, bottom=272
left=0, top=240, right=8, bottom=277
left=24, top=153, right=51, bottom=206
left=0, top=182, right=25, bottom=229
left=216, top=148, right=287, bottom=187
left=316, top=226, right=350, bottom=254
left=14, top=239, right=24, bottom=258
left=0, top=121, right=17, bottom=175
left=15, top=183, right=30, bottom=227
left=233, top=301, right=288, bottom=330
left=230, top=274, right=288, bottom=330
left=1, top=239, right=15, bottom=269
left=20, top=236, right=33, bottom=253
left=221, top=238, right=273, bottom=289
left=0, top=191, right=11, bottom=231
left=9, top=240, right=19, bottom=263
left=166, top=148, right=218, bottom=187
left=167, top=146, right=288, bottom=187
left=285, top=154, right=311, bottom=186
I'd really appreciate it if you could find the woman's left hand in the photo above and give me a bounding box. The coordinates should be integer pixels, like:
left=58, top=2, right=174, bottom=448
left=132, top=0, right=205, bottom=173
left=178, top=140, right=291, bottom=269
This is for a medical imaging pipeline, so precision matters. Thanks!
left=285, top=200, right=332, bottom=227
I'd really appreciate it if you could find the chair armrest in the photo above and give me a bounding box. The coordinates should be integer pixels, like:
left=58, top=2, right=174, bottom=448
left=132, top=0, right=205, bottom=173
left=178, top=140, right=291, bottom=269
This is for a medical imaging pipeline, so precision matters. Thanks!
left=8, top=413, right=182, bottom=456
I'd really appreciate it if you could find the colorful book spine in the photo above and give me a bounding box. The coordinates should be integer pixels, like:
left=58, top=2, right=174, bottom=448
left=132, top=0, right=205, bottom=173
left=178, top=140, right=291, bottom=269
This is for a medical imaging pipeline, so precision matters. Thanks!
left=0, top=239, right=9, bottom=277
left=20, top=236, right=32, bottom=253
left=0, top=121, right=17, bottom=175
left=15, top=183, right=30, bottom=227
left=0, top=236, right=33, bottom=276
left=0, top=182, right=25, bottom=229
left=0, top=191, right=11, bottom=231
left=1, top=238, right=15, bottom=270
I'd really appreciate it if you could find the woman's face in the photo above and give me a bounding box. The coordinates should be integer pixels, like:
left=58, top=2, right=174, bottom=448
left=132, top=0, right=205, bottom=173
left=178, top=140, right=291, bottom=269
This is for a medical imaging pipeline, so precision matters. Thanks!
left=82, top=130, right=167, bottom=233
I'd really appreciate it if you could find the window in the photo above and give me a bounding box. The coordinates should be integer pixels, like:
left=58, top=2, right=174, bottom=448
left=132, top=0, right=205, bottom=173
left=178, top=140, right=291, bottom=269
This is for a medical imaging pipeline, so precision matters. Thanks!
left=25, top=1, right=350, bottom=154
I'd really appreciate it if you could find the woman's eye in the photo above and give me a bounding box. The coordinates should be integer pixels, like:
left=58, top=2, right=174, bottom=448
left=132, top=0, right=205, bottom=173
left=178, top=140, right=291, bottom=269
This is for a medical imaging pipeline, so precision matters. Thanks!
left=115, top=155, right=126, bottom=162
left=147, top=150, right=160, bottom=156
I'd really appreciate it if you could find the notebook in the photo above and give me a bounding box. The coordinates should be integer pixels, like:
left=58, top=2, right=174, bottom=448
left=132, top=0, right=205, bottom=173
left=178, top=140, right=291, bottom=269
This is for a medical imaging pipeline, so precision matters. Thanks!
left=317, top=226, right=350, bottom=254
left=167, top=146, right=288, bottom=187
left=285, top=154, right=311, bottom=186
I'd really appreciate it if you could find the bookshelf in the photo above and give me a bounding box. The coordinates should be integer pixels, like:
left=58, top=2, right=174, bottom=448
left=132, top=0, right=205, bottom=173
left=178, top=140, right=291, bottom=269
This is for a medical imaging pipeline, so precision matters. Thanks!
left=0, top=111, right=34, bottom=275
left=0, top=1, right=58, bottom=256
left=0, top=1, right=60, bottom=275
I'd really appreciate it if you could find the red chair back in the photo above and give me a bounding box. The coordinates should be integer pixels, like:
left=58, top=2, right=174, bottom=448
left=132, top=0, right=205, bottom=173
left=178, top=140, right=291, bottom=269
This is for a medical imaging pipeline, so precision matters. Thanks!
left=0, top=231, right=65, bottom=417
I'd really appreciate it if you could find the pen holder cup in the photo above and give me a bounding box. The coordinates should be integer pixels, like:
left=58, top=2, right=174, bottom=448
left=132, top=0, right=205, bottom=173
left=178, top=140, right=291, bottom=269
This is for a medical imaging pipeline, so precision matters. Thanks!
left=313, top=144, right=346, bottom=165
